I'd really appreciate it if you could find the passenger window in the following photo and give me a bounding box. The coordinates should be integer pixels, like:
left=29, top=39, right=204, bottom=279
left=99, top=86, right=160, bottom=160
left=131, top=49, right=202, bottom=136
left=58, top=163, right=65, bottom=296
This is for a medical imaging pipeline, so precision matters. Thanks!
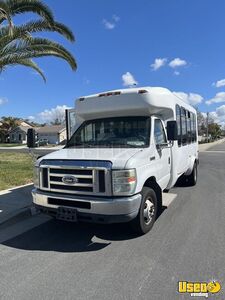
left=181, top=108, right=187, bottom=145
left=176, top=105, right=181, bottom=146
left=187, top=111, right=191, bottom=144
left=154, top=119, right=167, bottom=145
left=193, top=114, right=197, bottom=141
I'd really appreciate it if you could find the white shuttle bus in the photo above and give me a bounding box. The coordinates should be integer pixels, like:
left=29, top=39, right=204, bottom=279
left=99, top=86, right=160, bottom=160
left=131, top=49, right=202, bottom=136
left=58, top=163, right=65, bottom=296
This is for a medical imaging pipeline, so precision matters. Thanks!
left=31, top=87, right=198, bottom=234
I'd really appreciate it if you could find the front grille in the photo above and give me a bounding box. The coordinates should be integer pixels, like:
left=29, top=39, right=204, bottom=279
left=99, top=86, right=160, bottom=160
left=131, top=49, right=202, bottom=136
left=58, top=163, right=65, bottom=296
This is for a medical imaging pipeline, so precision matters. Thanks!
left=49, top=167, right=94, bottom=194
left=39, top=162, right=110, bottom=196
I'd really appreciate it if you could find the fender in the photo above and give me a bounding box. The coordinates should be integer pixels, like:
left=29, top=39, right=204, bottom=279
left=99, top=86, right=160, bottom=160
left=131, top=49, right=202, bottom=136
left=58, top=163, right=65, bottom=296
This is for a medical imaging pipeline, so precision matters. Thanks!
left=184, top=156, right=197, bottom=176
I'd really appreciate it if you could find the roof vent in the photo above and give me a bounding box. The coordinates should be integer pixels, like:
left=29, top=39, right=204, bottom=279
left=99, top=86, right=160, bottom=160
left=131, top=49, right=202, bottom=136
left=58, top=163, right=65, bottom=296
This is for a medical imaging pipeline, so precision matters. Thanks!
left=138, top=89, right=148, bottom=94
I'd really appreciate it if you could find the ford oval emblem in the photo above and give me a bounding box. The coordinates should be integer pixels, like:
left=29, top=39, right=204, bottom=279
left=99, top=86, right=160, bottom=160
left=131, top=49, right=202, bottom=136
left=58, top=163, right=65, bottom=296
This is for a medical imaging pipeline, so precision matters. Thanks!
left=62, top=175, right=79, bottom=185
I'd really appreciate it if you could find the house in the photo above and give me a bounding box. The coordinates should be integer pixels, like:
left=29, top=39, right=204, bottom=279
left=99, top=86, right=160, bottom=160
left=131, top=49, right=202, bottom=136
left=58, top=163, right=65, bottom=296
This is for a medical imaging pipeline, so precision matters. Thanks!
left=9, top=124, right=33, bottom=144
left=36, top=125, right=66, bottom=144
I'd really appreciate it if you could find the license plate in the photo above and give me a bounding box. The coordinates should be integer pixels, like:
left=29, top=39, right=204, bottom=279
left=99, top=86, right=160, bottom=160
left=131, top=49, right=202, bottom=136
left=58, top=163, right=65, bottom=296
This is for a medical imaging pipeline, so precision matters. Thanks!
left=56, top=207, right=77, bottom=222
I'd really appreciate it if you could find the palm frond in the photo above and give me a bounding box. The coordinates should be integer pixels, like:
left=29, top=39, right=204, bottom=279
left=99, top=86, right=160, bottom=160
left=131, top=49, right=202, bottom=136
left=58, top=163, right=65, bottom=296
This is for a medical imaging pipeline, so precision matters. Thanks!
left=0, top=0, right=77, bottom=80
left=0, top=20, right=75, bottom=46
left=0, top=38, right=77, bottom=72
left=0, top=1, right=13, bottom=28
left=16, top=58, right=46, bottom=81
left=0, top=0, right=54, bottom=24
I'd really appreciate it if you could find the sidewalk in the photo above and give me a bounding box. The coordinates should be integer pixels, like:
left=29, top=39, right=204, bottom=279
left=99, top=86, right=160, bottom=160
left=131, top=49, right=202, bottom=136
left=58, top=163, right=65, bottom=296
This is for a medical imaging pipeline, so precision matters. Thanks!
left=0, top=184, right=35, bottom=228
left=198, top=137, right=225, bottom=152
left=0, top=145, right=63, bottom=150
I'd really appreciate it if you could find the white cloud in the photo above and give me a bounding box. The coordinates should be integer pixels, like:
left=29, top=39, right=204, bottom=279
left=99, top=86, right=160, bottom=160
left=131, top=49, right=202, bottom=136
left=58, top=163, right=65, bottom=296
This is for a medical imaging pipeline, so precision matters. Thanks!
left=0, top=98, right=8, bottom=105
left=216, top=105, right=225, bottom=117
left=27, top=115, right=35, bottom=121
left=28, top=105, right=71, bottom=124
left=213, top=78, right=225, bottom=88
left=201, top=112, right=207, bottom=119
left=174, top=71, right=180, bottom=76
left=122, top=72, right=138, bottom=87
left=102, top=15, right=120, bottom=30
left=169, top=58, right=187, bottom=68
left=206, top=92, right=225, bottom=105
left=173, top=92, right=203, bottom=106
left=112, top=14, right=120, bottom=22
left=207, top=105, right=225, bottom=126
left=150, top=58, right=167, bottom=71
left=102, top=19, right=115, bottom=30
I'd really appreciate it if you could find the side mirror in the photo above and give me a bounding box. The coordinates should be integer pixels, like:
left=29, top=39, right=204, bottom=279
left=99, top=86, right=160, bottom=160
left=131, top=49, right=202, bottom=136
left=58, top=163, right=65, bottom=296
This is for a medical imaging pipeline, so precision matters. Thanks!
left=27, top=128, right=36, bottom=148
left=167, top=121, right=178, bottom=141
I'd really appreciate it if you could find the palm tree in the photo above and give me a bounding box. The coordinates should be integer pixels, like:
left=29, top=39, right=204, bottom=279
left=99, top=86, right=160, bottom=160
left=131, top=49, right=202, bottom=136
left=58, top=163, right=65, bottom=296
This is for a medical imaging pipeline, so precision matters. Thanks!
left=0, top=116, right=20, bottom=142
left=0, top=0, right=77, bottom=81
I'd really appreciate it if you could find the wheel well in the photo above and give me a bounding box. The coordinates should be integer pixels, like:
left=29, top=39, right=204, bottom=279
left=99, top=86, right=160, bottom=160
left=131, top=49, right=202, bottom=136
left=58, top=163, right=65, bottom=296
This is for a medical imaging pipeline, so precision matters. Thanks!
left=144, top=177, right=162, bottom=213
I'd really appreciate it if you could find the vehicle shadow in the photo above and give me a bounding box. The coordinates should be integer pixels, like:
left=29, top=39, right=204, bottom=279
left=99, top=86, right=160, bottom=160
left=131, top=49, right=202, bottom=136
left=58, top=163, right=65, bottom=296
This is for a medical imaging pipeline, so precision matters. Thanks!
left=2, top=217, right=142, bottom=253
left=2, top=202, right=169, bottom=253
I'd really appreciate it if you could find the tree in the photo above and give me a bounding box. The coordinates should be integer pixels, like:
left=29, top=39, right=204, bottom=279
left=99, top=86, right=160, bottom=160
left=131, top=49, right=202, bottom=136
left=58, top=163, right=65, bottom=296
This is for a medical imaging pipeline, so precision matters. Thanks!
left=0, top=116, right=20, bottom=142
left=0, top=0, right=77, bottom=81
left=208, top=122, right=222, bottom=139
left=51, top=118, right=64, bottom=126
left=196, top=108, right=206, bottom=135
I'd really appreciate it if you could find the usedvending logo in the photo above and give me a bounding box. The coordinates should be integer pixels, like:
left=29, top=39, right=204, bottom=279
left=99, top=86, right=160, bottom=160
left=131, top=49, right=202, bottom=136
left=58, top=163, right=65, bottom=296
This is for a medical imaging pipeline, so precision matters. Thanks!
left=178, top=280, right=221, bottom=298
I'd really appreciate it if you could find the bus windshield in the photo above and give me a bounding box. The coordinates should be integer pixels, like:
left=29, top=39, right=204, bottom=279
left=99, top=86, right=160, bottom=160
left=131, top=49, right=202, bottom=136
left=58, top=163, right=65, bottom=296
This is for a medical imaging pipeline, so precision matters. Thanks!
left=66, top=116, right=150, bottom=148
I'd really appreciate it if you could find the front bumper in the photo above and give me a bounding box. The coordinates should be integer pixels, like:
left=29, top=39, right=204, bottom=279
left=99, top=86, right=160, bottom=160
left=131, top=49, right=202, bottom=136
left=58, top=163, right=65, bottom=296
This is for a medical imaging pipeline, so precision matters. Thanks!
left=32, top=189, right=142, bottom=224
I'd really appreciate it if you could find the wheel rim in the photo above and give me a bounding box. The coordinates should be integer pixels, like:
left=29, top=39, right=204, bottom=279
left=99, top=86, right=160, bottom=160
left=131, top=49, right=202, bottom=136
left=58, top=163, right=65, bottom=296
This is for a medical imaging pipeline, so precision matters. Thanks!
left=143, top=197, right=155, bottom=225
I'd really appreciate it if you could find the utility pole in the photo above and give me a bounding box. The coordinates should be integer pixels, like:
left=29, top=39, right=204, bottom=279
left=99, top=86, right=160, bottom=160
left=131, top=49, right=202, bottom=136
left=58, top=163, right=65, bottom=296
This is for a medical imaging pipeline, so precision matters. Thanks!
left=206, top=112, right=209, bottom=143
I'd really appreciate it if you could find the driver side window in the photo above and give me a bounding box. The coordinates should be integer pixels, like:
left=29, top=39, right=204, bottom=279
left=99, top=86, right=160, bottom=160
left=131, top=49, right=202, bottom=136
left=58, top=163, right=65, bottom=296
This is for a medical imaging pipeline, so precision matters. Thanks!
left=154, top=119, right=167, bottom=145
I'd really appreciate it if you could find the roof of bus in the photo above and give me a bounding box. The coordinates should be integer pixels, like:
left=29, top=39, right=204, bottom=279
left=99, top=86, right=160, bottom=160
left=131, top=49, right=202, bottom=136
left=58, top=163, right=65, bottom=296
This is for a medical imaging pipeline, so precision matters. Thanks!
left=81, top=87, right=171, bottom=100
left=75, top=87, right=196, bottom=121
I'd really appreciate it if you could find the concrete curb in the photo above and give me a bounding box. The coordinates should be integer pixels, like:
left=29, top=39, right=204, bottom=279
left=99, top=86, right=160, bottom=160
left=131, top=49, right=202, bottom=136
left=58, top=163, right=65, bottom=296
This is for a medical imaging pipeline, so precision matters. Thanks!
left=0, top=205, right=40, bottom=230
left=199, top=138, right=225, bottom=152
left=0, top=183, right=33, bottom=195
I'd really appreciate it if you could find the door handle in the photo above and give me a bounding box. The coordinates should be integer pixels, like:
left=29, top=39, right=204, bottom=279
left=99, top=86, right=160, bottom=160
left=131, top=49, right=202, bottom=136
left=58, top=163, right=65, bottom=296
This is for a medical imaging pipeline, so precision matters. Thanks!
left=150, top=156, right=155, bottom=161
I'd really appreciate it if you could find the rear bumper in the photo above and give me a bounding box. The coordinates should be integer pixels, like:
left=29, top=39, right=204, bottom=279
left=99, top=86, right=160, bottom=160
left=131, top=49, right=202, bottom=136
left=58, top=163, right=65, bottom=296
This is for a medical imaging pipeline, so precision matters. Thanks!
left=32, top=189, right=142, bottom=224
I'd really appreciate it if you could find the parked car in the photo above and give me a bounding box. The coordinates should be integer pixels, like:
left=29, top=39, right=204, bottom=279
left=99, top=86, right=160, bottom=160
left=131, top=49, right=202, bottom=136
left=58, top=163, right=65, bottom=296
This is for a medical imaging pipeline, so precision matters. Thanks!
left=36, top=138, right=48, bottom=147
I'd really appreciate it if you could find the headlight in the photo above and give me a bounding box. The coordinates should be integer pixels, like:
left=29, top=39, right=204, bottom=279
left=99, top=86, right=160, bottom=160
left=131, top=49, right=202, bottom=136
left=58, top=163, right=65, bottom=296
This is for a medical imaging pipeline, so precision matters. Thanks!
left=112, top=169, right=137, bottom=196
left=33, top=167, right=40, bottom=188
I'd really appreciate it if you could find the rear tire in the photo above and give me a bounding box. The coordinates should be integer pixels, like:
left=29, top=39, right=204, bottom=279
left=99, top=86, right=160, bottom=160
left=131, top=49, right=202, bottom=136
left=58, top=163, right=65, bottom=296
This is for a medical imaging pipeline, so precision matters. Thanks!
left=130, top=187, right=158, bottom=235
left=186, top=161, right=197, bottom=186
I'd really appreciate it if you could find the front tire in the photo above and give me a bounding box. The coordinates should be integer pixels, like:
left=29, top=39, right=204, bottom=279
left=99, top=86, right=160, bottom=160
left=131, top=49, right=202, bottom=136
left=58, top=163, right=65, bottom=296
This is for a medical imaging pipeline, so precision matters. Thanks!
left=131, top=187, right=158, bottom=235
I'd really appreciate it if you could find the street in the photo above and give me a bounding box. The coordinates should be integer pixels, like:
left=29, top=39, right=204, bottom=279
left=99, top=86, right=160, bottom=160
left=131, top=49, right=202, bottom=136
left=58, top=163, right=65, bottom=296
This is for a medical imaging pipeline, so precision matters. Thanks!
left=0, top=142, right=224, bottom=300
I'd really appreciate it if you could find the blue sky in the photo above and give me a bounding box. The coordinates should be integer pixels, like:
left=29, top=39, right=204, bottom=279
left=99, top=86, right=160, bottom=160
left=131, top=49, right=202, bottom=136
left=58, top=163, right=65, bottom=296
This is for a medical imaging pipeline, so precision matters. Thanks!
left=1, top=0, right=225, bottom=124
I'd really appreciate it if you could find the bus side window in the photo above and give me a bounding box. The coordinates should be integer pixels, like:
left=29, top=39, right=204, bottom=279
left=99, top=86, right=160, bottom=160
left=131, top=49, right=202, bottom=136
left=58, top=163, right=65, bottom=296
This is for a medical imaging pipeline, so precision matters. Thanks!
left=189, top=112, right=192, bottom=143
left=187, top=111, right=191, bottom=144
left=191, top=113, right=194, bottom=142
left=176, top=105, right=182, bottom=146
left=181, top=107, right=187, bottom=145
left=193, top=114, right=197, bottom=141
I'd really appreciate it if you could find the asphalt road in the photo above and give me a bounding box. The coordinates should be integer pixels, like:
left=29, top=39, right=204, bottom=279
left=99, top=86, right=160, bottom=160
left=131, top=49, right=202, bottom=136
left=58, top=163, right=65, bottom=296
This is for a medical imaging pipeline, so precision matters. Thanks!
left=0, top=144, right=225, bottom=300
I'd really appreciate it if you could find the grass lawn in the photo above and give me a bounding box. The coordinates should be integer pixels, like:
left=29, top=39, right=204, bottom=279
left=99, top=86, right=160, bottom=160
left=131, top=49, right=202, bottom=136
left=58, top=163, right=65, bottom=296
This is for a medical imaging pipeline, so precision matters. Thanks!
left=0, top=152, right=33, bottom=190
left=0, top=143, right=23, bottom=147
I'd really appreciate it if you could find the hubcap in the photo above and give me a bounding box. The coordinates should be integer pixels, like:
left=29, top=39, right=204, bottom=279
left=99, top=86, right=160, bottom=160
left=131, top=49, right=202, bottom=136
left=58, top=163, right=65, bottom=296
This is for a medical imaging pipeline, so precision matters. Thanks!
left=143, top=198, right=155, bottom=225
